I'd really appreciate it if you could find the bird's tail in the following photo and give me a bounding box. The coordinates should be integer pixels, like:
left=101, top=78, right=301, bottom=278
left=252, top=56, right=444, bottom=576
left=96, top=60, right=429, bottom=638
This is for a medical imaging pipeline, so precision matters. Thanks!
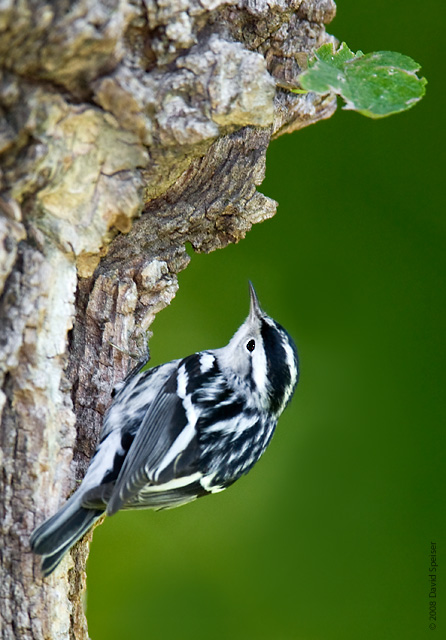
left=30, top=492, right=104, bottom=577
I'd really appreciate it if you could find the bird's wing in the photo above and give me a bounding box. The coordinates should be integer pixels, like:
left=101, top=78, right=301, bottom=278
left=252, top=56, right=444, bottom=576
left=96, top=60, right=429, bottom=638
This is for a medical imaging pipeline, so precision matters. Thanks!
left=105, top=354, right=209, bottom=515
left=100, top=360, right=180, bottom=440
left=82, top=477, right=207, bottom=511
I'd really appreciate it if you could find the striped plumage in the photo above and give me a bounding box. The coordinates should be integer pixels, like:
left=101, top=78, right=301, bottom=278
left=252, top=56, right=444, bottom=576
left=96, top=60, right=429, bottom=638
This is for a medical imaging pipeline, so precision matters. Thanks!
left=31, top=283, right=299, bottom=576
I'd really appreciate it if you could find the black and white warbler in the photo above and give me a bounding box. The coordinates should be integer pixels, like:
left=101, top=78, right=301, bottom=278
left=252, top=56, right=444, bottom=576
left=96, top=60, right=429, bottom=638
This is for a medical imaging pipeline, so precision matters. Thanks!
left=31, top=283, right=299, bottom=576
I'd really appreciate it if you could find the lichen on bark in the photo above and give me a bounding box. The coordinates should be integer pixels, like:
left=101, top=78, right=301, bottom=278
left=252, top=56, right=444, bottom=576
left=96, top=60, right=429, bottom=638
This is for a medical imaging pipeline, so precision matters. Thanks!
left=0, top=1, right=337, bottom=638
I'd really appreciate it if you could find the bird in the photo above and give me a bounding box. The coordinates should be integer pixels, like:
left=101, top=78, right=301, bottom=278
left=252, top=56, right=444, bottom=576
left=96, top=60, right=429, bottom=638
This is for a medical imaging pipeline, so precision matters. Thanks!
left=30, top=283, right=299, bottom=576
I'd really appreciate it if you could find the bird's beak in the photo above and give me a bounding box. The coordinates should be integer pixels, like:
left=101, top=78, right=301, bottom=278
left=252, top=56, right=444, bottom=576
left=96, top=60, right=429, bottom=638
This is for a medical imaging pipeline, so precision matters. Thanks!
left=248, top=281, right=263, bottom=321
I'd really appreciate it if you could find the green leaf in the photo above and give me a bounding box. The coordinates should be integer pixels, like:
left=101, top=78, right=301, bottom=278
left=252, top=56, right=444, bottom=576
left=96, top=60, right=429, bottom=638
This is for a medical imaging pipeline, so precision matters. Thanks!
left=299, top=42, right=427, bottom=118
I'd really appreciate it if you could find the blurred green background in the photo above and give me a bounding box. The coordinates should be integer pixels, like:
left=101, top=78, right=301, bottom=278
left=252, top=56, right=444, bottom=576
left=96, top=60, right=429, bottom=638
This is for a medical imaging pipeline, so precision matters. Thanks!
left=87, top=2, right=445, bottom=639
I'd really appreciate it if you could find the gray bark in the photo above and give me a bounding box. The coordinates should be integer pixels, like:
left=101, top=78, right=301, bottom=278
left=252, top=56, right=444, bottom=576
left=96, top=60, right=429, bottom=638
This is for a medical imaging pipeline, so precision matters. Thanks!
left=0, top=1, right=337, bottom=638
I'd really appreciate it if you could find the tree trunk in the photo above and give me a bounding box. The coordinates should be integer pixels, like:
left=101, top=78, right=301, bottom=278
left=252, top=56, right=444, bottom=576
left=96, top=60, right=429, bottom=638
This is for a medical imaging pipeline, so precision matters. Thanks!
left=0, top=1, right=337, bottom=638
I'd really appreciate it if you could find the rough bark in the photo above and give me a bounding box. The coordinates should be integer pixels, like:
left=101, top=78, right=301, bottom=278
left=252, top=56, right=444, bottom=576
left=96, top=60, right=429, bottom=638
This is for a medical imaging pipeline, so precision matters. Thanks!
left=0, top=1, right=337, bottom=638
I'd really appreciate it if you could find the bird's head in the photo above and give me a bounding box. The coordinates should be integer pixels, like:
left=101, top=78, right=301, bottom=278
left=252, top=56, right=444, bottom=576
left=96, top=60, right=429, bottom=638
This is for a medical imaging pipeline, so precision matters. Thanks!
left=216, top=283, right=299, bottom=414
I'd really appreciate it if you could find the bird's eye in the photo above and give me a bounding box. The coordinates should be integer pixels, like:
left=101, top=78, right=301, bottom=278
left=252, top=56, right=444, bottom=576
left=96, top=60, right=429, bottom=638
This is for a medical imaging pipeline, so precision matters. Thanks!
left=246, top=339, right=256, bottom=352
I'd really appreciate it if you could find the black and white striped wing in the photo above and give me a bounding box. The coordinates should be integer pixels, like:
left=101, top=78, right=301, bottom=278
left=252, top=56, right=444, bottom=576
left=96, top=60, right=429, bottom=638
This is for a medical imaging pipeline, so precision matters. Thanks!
left=100, top=360, right=180, bottom=441
left=105, top=357, right=208, bottom=515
